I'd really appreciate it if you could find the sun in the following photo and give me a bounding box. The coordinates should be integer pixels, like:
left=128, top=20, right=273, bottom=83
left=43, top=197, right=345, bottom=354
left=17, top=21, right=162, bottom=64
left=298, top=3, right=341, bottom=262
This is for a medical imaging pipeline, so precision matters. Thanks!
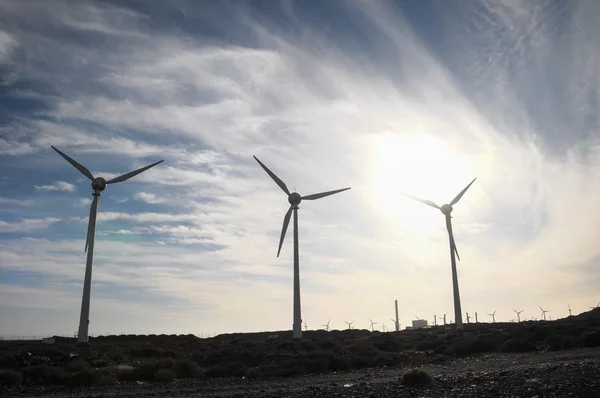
left=367, top=130, right=473, bottom=224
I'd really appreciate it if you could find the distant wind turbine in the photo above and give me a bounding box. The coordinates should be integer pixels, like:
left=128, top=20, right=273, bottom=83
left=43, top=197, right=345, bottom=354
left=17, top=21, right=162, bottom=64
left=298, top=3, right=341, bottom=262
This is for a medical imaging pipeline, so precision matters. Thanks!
left=321, top=319, right=331, bottom=332
left=382, top=323, right=387, bottom=332
left=568, top=303, right=572, bottom=317
left=369, top=318, right=378, bottom=332
left=487, top=310, right=496, bottom=323
left=466, top=312, right=471, bottom=323
left=589, top=302, right=600, bottom=310
left=401, top=178, right=476, bottom=331
left=513, top=309, right=524, bottom=323
left=344, top=321, right=354, bottom=330
left=539, top=306, right=549, bottom=321
left=253, top=156, right=350, bottom=339
left=51, top=146, right=163, bottom=343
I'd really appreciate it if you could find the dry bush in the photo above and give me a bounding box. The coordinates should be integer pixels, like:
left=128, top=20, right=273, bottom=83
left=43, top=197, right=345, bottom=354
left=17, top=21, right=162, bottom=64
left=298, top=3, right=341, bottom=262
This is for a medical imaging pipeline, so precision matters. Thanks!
left=0, top=369, right=22, bottom=385
left=402, top=368, right=432, bottom=386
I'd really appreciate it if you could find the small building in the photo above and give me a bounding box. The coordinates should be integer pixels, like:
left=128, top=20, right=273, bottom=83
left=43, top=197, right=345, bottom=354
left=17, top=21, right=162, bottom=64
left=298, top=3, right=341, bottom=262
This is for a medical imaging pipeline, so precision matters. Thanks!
left=412, top=319, right=428, bottom=329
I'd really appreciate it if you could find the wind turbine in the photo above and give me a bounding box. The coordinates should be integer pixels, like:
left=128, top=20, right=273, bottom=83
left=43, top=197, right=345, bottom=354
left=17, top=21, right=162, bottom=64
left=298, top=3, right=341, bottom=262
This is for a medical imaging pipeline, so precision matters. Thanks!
left=369, top=318, right=378, bottom=332
left=487, top=310, right=496, bottom=323
left=513, top=309, right=524, bottom=323
left=344, top=321, right=354, bottom=330
left=321, top=319, right=331, bottom=332
left=253, top=156, right=350, bottom=339
left=568, top=303, right=572, bottom=316
left=50, top=146, right=163, bottom=343
left=589, top=302, right=600, bottom=310
left=539, top=306, right=549, bottom=321
left=401, top=178, right=476, bottom=331
left=466, top=313, right=471, bottom=323
left=382, top=323, right=387, bottom=332
left=443, top=313, right=447, bottom=325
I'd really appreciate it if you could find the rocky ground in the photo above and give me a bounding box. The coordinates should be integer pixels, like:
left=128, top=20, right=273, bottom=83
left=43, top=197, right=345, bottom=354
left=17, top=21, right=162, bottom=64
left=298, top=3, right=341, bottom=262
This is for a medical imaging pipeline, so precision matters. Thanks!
left=3, top=347, right=600, bottom=397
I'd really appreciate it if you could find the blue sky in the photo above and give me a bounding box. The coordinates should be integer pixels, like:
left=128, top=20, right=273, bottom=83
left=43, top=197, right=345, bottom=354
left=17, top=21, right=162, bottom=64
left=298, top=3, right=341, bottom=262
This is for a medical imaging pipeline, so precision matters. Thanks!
left=1, top=0, right=600, bottom=336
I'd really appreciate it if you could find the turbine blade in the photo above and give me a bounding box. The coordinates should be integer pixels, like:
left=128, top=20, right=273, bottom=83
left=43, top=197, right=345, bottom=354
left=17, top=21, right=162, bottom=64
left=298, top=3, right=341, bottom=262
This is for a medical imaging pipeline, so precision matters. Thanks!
left=399, top=192, right=440, bottom=209
left=449, top=178, right=477, bottom=206
left=277, top=206, right=293, bottom=257
left=446, top=220, right=461, bottom=261
left=253, top=156, right=290, bottom=195
left=51, top=146, right=94, bottom=181
left=106, top=160, right=164, bottom=184
left=84, top=195, right=99, bottom=252
left=302, top=187, right=351, bottom=200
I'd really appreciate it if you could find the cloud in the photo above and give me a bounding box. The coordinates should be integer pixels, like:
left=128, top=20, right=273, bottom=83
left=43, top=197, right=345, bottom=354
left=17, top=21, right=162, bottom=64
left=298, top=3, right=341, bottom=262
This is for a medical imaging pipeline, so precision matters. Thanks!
left=0, top=218, right=61, bottom=232
left=0, top=197, right=34, bottom=206
left=134, top=192, right=165, bottom=204
left=78, top=198, right=92, bottom=206
left=34, top=181, right=75, bottom=192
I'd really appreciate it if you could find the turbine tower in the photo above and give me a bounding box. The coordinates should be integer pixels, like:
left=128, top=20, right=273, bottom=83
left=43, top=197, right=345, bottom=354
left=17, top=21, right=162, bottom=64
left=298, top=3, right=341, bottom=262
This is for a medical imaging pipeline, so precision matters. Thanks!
left=539, top=306, right=549, bottom=321
left=51, top=146, right=163, bottom=343
left=466, top=312, right=471, bottom=323
left=321, top=319, right=331, bottom=331
left=394, top=299, right=400, bottom=331
left=487, top=310, right=496, bottom=323
left=253, top=156, right=350, bottom=339
left=513, top=309, right=524, bottom=323
left=344, top=321, right=354, bottom=330
left=369, top=317, right=378, bottom=332
left=401, top=178, right=476, bottom=331
left=568, top=303, right=572, bottom=317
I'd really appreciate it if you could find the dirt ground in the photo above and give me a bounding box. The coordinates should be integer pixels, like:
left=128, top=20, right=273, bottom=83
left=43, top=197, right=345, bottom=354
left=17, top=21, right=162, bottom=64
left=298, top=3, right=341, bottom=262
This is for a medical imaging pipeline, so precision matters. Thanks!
left=4, top=347, right=600, bottom=397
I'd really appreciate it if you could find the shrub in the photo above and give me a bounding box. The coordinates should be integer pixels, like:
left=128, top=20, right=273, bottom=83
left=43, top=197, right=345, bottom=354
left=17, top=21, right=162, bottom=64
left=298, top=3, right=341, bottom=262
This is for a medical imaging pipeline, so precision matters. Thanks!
left=245, top=367, right=260, bottom=380
left=0, top=369, right=22, bottom=386
left=455, top=337, right=499, bottom=355
left=67, top=368, right=97, bottom=387
left=433, top=344, right=456, bottom=355
left=64, top=358, right=90, bottom=373
left=501, top=338, right=536, bottom=353
left=117, top=358, right=205, bottom=382
left=582, top=329, right=600, bottom=347
left=174, top=358, right=204, bottom=379
left=22, top=366, right=68, bottom=384
left=402, top=369, right=432, bottom=386
left=154, top=369, right=176, bottom=382
left=130, top=346, right=163, bottom=358
left=545, top=334, right=564, bottom=351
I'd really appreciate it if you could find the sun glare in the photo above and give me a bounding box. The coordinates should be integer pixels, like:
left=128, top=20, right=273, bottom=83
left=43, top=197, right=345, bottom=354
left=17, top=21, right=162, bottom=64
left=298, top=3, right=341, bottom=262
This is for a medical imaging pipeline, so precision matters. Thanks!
left=368, top=131, right=473, bottom=224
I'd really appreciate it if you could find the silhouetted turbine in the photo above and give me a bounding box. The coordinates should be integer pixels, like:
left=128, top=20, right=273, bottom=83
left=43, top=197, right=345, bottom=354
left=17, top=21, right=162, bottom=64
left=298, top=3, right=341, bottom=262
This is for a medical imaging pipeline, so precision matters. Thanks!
left=401, top=178, right=476, bottom=331
left=51, top=146, right=163, bottom=343
left=253, top=156, right=350, bottom=339
left=513, top=309, right=524, bottom=323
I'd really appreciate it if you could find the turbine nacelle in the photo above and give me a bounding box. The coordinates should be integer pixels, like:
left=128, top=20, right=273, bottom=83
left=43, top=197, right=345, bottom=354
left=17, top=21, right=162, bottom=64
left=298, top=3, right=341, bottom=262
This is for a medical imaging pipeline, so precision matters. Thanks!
left=440, top=204, right=453, bottom=216
left=288, top=192, right=302, bottom=206
left=91, top=177, right=107, bottom=192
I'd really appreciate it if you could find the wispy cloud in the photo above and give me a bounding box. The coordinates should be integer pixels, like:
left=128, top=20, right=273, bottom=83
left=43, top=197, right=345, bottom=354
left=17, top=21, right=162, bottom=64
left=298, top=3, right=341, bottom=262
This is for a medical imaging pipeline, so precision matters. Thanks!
left=34, top=181, right=75, bottom=192
left=134, top=192, right=165, bottom=204
left=0, top=218, right=61, bottom=232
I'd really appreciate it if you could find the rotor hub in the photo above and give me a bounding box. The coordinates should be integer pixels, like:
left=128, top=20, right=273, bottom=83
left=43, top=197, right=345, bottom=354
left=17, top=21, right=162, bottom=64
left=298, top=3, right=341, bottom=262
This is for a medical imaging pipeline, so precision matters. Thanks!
left=440, top=204, right=453, bottom=215
left=91, top=177, right=107, bottom=192
left=288, top=192, right=302, bottom=206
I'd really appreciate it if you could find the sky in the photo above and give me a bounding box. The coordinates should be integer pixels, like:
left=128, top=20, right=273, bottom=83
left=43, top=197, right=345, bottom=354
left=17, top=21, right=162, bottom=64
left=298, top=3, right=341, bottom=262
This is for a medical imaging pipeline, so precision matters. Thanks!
left=1, top=0, right=600, bottom=337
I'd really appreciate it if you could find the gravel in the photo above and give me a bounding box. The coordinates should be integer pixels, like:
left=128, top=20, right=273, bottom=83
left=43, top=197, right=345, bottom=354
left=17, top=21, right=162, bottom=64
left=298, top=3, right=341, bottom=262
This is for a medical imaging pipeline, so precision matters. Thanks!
left=3, top=347, right=600, bottom=397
